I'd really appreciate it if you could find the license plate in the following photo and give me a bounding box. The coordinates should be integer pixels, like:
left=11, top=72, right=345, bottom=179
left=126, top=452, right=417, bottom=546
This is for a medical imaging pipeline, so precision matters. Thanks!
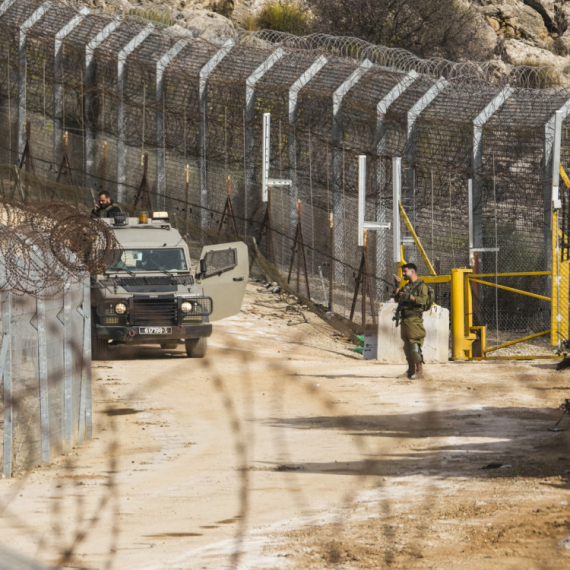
left=139, top=327, right=172, bottom=335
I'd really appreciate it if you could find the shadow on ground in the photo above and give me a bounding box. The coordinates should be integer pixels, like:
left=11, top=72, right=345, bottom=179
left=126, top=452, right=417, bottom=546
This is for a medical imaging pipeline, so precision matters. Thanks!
left=261, top=406, right=570, bottom=483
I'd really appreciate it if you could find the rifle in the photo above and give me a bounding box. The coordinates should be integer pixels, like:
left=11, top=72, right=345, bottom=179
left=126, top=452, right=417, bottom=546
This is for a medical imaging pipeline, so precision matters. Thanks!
left=392, top=279, right=424, bottom=328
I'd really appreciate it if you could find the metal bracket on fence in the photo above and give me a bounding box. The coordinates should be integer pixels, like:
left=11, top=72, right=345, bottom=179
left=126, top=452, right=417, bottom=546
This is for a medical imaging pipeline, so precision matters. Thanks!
left=262, top=113, right=291, bottom=203
left=29, top=310, right=38, bottom=331
left=468, top=178, right=500, bottom=265
left=357, top=155, right=390, bottom=247
left=469, top=248, right=500, bottom=266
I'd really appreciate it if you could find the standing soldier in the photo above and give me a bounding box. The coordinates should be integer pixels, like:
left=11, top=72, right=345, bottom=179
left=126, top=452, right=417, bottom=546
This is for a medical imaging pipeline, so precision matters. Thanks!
left=392, top=263, right=428, bottom=379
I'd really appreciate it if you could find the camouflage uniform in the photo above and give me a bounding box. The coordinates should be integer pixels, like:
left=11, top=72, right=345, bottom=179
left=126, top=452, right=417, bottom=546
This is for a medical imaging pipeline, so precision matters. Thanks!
left=91, top=200, right=121, bottom=219
left=393, top=280, right=428, bottom=365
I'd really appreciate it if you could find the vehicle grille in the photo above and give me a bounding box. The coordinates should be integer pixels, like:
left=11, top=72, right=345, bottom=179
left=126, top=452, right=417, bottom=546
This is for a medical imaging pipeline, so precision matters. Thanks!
left=131, top=298, right=177, bottom=326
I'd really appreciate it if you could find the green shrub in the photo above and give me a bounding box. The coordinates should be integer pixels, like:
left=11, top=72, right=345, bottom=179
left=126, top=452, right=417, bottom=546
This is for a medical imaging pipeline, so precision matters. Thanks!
left=126, top=6, right=177, bottom=28
left=255, top=1, right=310, bottom=35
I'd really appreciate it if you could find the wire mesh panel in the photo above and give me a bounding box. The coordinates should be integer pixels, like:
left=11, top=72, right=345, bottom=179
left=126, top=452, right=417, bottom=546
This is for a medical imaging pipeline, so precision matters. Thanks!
left=0, top=280, right=90, bottom=476
left=1, top=0, right=570, bottom=338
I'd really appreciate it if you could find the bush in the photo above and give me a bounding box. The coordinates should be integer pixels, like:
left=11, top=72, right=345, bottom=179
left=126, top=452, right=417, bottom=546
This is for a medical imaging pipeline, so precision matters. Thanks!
left=126, top=6, right=177, bottom=27
left=254, top=0, right=310, bottom=35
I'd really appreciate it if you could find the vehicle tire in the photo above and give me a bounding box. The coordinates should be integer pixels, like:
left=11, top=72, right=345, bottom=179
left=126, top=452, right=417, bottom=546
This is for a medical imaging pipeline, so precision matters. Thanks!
left=185, top=337, right=207, bottom=358
left=160, top=341, right=178, bottom=350
left=91, top=322, right=111, bottom=361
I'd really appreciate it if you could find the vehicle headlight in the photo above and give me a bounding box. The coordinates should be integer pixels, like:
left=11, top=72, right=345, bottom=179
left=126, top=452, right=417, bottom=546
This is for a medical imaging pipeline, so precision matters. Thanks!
left=181, top=301, right=194, bottom=314
left=115, top=303, right=127, bottom=315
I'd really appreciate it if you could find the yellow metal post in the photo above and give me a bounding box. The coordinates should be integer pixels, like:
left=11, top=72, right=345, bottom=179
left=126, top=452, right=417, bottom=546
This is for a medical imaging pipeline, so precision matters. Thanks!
left=551, top=210, right=569, bottom=345
left=397, top=245, right=405, bottom=282
left=451, top=268, right=476, bottom=360
left=398, top=201, right=437, bottom=275
left=552, top=209, right=558, bottom=345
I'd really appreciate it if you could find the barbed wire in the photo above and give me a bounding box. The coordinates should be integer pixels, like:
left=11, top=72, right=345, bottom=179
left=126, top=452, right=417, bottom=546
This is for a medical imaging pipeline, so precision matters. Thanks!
left=0, top=197, right=118, bottom=297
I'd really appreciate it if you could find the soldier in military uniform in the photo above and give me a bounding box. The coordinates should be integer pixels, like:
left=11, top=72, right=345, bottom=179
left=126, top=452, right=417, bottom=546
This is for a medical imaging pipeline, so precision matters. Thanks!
left=91, top=190, right=122, bottom=219
left=392, top=263, right=428, bottom=379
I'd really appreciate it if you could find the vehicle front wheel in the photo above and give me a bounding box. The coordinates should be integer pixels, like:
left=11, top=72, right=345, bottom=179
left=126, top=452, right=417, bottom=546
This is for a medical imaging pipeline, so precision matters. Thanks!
left=185, top=337, right=207, bottom=358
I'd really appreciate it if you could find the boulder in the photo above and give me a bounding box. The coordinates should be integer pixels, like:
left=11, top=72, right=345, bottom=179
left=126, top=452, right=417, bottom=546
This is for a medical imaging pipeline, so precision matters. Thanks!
left=479, top=0, right=552, bottom=46
left=503, top=36, right=565, bottom=65
left=523, top=0, right=557, bottom=32
left=179, top=7, right=235, bottom=40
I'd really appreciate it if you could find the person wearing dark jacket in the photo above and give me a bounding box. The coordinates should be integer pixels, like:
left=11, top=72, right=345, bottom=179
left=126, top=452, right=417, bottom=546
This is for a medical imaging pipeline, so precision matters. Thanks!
left=91, top=190, right=121, bottom=218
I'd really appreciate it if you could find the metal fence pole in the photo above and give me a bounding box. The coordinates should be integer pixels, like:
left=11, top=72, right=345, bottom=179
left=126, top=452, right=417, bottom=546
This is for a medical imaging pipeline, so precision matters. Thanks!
left=1, top=292, right=12, bottom=477
left=63, top=283, right=72, bottom=450
left=54, top=7, right=89, bottom=165
left=37, top=296, right=50, bottom=463
left=117, top=25, right=154, bottom=203
left=405, top=77, right=447, bottom=230
left=331, top=59, right=372, bottom=281
left=375, top=70, right=417, bottom=292
left=472, top=86, right=514, bottom=262
left=18, top=2, right=52, bottom=163
left=156, top=38, right=189, bottom=211
left=79, top=280, right=91, bottom=441
left=288, top=55, right=327, bottom=237
left=199, top=39, right=234, bottom=228
left=244, top=48, right=285, bottom=235
left=85, top=19, right=120, bottom=189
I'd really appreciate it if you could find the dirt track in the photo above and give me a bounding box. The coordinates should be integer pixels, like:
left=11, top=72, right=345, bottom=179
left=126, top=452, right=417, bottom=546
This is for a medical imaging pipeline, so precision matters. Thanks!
left=1, top=283, right=570, bottom=569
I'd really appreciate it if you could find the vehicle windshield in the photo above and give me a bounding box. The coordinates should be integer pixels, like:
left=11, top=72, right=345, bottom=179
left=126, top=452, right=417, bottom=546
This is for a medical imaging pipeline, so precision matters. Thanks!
left=109, top=248, right=189, bottom=273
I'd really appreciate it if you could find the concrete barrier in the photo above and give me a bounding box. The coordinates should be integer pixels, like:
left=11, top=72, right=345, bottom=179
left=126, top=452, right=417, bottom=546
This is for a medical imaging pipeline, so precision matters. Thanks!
left=376, top=302, right=450, bottom=363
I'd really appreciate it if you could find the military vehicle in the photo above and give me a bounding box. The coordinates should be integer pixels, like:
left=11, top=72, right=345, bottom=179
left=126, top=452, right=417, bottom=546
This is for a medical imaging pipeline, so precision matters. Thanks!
left=91, top=212, right=248, bottom=360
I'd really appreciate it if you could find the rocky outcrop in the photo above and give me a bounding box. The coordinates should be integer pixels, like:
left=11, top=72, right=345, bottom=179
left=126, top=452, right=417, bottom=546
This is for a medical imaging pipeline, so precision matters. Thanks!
left=86, top=0, right=570, bottom=71
left=475, top=0, right=570, bottom=69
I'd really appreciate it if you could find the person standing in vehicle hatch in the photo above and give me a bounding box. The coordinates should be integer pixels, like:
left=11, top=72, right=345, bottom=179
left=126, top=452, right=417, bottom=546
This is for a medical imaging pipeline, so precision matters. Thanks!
left=91, top=190, right=122, bottom=218
left=392, top=263, right=428, bottom=379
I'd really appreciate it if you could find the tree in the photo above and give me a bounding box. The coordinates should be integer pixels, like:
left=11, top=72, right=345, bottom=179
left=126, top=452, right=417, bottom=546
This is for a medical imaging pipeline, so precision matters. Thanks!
left=307, top=0, right=494, bottom=61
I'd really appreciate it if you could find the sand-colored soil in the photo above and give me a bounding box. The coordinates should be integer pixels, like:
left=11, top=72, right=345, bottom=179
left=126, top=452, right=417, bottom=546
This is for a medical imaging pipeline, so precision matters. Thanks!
left=0, top=283, right=569, bottom=569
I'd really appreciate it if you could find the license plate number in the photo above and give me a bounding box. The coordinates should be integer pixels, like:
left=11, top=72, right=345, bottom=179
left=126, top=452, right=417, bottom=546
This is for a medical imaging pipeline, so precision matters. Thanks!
left=139, top=327, right=172, bottom=335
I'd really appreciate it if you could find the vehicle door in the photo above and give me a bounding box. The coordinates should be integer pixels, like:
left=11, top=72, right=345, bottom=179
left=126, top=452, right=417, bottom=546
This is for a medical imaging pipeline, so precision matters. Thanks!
left=197, top=241, right=249, bottom=321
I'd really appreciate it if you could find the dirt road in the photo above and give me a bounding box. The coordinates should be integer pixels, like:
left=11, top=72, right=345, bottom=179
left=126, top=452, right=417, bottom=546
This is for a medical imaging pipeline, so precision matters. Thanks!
left=1, top=284, right=570, bottom=569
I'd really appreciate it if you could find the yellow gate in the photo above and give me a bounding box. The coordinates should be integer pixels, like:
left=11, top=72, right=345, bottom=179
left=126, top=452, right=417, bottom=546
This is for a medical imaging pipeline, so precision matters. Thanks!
left=398, top=185, right=570, bottom=360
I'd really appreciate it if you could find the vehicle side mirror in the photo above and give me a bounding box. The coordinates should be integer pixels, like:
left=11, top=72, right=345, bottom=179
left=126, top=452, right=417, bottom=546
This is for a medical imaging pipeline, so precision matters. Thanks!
left=197, top=258, right=207, bottom=279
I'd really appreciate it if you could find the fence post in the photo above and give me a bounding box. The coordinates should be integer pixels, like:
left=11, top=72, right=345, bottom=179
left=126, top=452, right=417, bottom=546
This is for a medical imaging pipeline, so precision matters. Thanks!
left=288, top=55, right=327, bottom=237
left=198, top=39, right=234, bottom=228
left=18, top=2, right=52, bottom=164
left=471, top=86, right=513, bottom=265
left=79, top=280, right=91, bottom=442
left=37, top=296, right=50, bottom=462
left=1, top=292, right=12, bottom=477
left=63, top=283, right=72, bottom=450
left=405, top=77, right=448, bottom=231
left=544, top=100, right=570, bottom=319
left=156, top=38, right=189, bottom=211
left=244, top=48, right=285, bottom=234
left=375, top=70, right=417, bottom=294
left=85, top=18, right=121, bottom=189
left=116, top=24, right=154, bottom=203
left=331, top=59, right=372, bottom=281
left=54, top=7, right=89, bottom=165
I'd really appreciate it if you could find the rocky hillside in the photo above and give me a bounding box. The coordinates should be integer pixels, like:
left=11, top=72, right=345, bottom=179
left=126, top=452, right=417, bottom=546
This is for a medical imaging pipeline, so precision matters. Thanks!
left=476, top=0, right=570, bottom=67
left=86, top=0, right=570, bottom=69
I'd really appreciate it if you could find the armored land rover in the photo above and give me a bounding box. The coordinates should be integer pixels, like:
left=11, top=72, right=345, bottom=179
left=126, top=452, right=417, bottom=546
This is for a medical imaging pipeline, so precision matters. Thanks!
left=91, top=212, right=248, bottom=360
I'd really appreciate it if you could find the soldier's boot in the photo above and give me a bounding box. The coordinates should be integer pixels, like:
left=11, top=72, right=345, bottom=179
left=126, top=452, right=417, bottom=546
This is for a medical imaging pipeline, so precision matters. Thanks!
left=415, top=362, right=424, bottom=379
left=400, top=360, right=415, bottom=379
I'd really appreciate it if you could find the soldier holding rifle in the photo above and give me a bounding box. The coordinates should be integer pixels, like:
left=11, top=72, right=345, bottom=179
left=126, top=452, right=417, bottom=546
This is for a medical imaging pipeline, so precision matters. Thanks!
left=392, top=263, right=428, bottom=379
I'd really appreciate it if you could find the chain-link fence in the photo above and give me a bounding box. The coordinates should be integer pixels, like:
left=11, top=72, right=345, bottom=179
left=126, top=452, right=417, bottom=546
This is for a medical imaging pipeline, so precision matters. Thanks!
left=0, top=0, right=569, bottom=340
